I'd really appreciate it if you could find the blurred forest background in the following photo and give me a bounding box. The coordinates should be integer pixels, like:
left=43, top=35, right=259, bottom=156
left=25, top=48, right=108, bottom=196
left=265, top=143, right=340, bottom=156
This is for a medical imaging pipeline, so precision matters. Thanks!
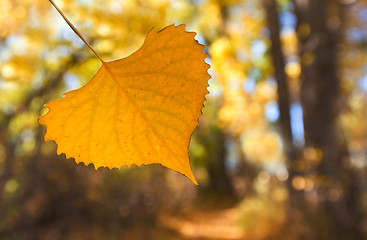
left=1, top=0, right=367, bottom=239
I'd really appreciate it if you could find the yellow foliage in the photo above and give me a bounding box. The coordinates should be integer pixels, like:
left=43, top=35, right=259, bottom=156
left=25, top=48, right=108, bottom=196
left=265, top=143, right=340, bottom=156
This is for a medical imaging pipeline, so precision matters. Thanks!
left=242, top=131, right=282, bottom=162
left=1, top=56, right=38, bottom=83
left=280, top=30, right=298, bottom=56
left=285, top=61, right=301, bottom=79
left=39, top=24, right=210, bottom=185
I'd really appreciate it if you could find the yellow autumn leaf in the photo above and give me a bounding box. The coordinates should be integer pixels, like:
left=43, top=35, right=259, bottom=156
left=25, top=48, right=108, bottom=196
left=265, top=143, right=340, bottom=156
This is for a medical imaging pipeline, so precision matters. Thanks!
left=39, top=1, right=210, bottom=184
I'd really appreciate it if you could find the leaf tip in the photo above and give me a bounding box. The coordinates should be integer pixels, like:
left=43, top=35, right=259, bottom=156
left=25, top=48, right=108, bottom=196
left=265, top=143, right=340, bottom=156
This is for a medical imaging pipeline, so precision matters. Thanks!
left=185, top=170, right=198, bottom=185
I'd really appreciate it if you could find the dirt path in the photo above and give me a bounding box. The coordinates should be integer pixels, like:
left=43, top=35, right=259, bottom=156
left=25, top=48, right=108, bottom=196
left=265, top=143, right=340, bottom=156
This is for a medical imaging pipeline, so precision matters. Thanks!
left=159, top=204, right=244, bottom=240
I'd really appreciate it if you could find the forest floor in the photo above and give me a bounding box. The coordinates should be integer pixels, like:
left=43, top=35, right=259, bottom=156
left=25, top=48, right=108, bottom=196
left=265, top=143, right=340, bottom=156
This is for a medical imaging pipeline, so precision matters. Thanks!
left=158, top=197, right=245, bottom=240
left=159, top=208, right=243, bottom=240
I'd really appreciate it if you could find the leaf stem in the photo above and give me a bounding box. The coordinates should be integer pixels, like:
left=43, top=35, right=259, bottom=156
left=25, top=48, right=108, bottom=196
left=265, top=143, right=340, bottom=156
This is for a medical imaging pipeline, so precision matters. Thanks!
left=48, top=0, right=104, bottom=63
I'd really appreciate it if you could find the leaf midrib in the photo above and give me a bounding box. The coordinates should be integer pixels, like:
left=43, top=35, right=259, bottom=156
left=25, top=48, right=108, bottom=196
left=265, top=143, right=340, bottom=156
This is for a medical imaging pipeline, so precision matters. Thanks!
left=101, top=62, right=188, bottom=170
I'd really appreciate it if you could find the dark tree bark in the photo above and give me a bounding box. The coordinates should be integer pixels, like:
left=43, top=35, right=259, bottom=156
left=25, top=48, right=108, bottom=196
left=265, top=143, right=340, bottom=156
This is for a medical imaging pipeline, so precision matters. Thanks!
left=264, top=0, right=293, bottom=155
left=293, top=0, right=361, bottom=238
left=263, top=1, right=314, bottom=239
left=193, top=120, right=235, bottom=198
left=206, top=129, right=234, bottom=196
left=263, top=0, right=300, bottom=192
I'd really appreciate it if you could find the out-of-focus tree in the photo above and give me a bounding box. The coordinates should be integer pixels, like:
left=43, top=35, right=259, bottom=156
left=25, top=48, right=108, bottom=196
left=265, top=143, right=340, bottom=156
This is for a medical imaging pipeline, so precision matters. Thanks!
left=261, top=0, right=367, bottom=238
left=192, top=0, right=285, bottom=197
left=291, top=0, right=362, bottom=238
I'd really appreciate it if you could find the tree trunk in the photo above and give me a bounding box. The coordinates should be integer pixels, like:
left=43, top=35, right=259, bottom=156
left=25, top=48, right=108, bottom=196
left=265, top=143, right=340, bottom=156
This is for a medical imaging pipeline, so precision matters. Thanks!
left=294, top=0, right=361, bottom=238
left=264, top=1, right=315, bottom=239
left=206, top=130, right=235, bottom=196
left=263, top=0, right=300, bottom=192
